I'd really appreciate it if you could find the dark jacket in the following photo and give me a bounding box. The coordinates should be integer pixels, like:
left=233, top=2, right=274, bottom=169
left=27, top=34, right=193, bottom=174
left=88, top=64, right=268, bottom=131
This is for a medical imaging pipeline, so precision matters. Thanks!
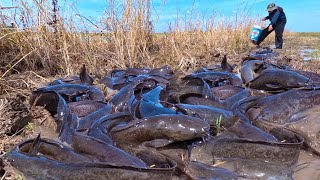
left=265, top=6, right=286, bottom=26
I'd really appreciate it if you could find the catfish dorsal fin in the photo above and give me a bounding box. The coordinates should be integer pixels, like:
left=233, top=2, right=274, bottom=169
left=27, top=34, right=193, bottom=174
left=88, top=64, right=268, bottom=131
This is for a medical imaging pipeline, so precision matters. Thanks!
left=28, top=134, right=41, bottom=156
left=80, top=64, right=94, bottom=85
left=221, top=54, right=233, bottom=72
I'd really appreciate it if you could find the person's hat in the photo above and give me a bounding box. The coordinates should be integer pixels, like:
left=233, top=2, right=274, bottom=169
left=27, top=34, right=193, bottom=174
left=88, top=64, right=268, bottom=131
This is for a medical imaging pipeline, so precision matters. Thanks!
left=266, top=3, right=277, bottom=11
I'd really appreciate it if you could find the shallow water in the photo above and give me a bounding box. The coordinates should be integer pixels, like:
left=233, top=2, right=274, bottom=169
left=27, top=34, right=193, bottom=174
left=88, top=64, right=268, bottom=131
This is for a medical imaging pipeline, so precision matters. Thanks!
left=300, top=46, right=317, bottom=61
left=293, top=150, right=320, bottom=180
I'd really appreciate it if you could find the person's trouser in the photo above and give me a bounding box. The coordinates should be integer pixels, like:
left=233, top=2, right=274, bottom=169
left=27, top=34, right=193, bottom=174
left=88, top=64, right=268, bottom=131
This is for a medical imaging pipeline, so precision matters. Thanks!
left=256, top=21, right=286, bottom=48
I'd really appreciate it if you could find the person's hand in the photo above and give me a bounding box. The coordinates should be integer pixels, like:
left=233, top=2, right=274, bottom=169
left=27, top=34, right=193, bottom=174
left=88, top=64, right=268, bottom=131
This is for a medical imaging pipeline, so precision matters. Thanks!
left=268, top=25, right=273, bottom=31
left=261, top=17, right=266, bottom=21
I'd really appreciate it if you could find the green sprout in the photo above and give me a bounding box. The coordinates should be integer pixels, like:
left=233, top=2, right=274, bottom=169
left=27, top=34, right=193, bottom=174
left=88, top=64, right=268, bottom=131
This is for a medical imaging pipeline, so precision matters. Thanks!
left=216, top=115, right=223, bottom=134
left=25, top=122, right=34, bottom=132
left=18, top=174, right=24, bottom=180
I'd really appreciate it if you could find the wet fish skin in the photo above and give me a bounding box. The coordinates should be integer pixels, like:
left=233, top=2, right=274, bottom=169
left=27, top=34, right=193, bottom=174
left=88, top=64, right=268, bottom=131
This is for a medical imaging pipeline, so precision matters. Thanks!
left=108, top=75, right=161, bottom=112
left=108, top=82, right=140, bottom=112
left=17, top=138, right=93, bottom=163
left=68, top=100, right=111, bottom=118
left=47, top=65, right=94, bottom=86
left=239, top=88, right=320, bottom=153
left=211, top=85, right=243, bottom=100
left=224, top=117, right=279, bottom=142
left=139, top=87, right=177, bottom=118
left=185, top=161, right=238, bottom=180
left=190, top=134, right=302, bottom=168
left=30, top=91, right=70, bottom=135
left=248, top=69, right=311, bottom=91
left=222, top=87, right=250, bottom=110
left=87, top=112, right=131, bottom=144
left=8, top=139, right=175, bottom=180
left=183, top=72, right=231, bottom=82
left=248, top=89, right=320, bottom=123
left=175, top=103, right=234, bottom=126
left=289, top=69, right=320, bottom=83
left=110, top=114, right=210, bottom=149
left=70, top=128, right=148, bottom=167
left=77, top=105, right=113, bottom=129
left=34, top=84, right=105, bottom=102
left=240, top=60, right=264, bottom=85
left=168, top=85, right=203, bottom=103
left=183, top=96, right=225, bottom=109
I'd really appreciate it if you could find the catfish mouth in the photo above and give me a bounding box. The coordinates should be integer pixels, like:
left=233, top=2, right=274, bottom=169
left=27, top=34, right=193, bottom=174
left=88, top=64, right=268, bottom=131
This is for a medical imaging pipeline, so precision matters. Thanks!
left=179, top=93, right=202, bottom=103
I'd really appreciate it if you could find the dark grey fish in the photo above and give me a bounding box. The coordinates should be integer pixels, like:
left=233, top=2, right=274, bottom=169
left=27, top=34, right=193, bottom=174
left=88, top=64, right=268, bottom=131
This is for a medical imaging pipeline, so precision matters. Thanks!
left=248, top=69, right=312, bottom=91
left=108, top=75, right=168, bottom=112
left=183, top=71, right=231, bottom=82
left=175, top=103, right=234, bottom=126
left=70, top=128, right=148, bottom=167
left=190, top=131, right=303, bottom=179
left=100, top=75, right=131, bottom=90
left=108, top=80, right=143, bottom=112
left=249, top=49, right=279, bottom=60
left=77, top=105, right=113, bottom=129
left=139, top=86, right=177, bottom=118
left=35, top=84, right=105, bottom=102
left=87, top=112, right=131, bottom=144
left=30, top=91, right=70, bottom=133
left=48, top=65, right=94, bottom=85
left=183, top=96, right=225, bottom=109
left=242, top=89, right=320, bottom=154
left=240, top=60, right=264, bottom=85
left=8, top=138, right=175, bottom=180
left=110, top=114, right=210, bottom=153
left=185, top=161, right=237, bottom=180
left=221, top=116, right=279, bottom=142
left=68, top=100, right=111, bottom=118
left=289, top=69, right=320, bottom=83
left=222, top=87, right=250, bottom=110
left=195, top=54, right=235, bottom=73
left=211, top=85, right=245, bottom=100
left=147, top=65, right=174, bottom=80
left=168, top=85, right=203, bottom=103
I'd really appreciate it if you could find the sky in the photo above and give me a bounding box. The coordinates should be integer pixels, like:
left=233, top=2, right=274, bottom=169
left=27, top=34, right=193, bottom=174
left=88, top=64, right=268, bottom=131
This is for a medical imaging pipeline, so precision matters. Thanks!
left=1, top=0, right=320, bottom=32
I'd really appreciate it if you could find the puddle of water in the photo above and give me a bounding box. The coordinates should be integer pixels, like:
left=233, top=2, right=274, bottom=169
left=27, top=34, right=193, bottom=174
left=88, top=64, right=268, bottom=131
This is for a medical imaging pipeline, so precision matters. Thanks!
left=300, top=47, right=318, bottom=61
left=293, top=150, right=320, bottom=180
left=303, top=57, right=312, bottom=61
left=302, top=49, right=316, bottom=54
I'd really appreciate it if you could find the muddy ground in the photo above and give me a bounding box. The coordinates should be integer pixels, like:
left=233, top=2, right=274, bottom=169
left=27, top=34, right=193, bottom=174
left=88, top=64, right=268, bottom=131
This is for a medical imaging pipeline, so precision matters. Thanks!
left=0, top=32, right=320, bottom=179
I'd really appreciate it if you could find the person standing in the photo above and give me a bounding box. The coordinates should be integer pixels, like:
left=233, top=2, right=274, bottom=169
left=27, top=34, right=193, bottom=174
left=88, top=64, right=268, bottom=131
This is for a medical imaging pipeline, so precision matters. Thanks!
left=255, top=3, right=287, bottom=49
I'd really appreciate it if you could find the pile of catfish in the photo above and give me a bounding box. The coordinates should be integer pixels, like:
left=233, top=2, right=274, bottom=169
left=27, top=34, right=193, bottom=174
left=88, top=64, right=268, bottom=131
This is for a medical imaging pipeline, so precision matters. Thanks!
left=8, top=49, right=320, bottom=179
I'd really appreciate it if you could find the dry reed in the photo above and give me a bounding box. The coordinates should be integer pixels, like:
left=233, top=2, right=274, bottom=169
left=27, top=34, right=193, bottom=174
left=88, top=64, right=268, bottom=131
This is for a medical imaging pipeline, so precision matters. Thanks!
left=0, top=0, right=271, bottom=78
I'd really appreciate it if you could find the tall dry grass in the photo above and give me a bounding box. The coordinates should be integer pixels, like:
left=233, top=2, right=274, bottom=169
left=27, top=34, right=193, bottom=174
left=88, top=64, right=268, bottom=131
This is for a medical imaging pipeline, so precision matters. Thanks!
left=0, top=0, right=267, bottom=77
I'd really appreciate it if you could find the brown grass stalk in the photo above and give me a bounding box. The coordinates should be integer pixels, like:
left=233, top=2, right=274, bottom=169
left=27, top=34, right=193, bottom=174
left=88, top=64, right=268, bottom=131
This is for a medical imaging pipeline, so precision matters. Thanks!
left=0, top=0, right=273, bottom=78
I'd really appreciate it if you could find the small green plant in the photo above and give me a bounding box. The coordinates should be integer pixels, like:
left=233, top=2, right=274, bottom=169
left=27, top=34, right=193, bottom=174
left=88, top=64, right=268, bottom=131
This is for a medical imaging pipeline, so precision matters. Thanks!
left=25, top=122, right=34, bottom=132
left=18, top=174, right=24, bottom=180
left=216, top=115, right=222, bottom=134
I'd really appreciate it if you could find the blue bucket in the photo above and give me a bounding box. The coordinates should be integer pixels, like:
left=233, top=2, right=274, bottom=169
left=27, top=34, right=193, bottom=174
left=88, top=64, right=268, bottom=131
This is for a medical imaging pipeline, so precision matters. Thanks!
left=250, top=25, right=263, bottom=42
